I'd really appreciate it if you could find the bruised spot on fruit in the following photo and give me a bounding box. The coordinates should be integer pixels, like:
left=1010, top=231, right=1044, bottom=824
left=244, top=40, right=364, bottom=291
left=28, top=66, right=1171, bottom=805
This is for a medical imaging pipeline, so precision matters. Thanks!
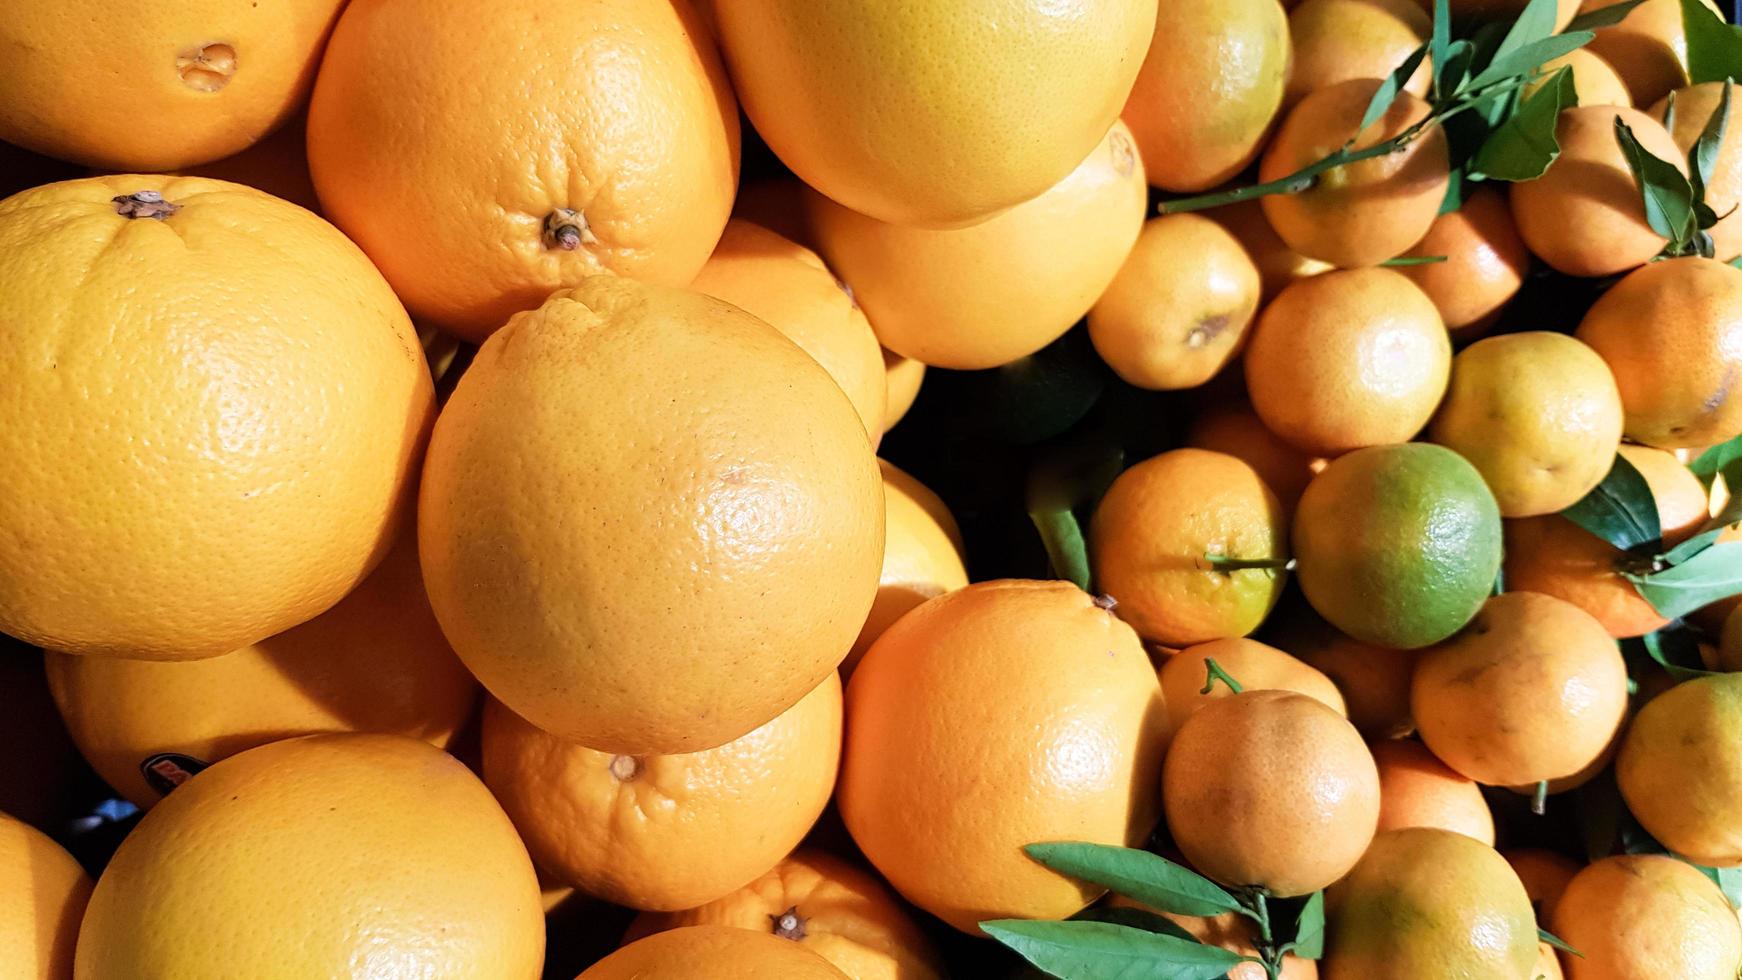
left=1703, top=365, right=1738, bottom=415
left=1185, top=314, right=1233, bottom=349
left=768, top=906, right=807, bottom=940
left=542, top=208, right=598, bottom=251
left=607, top=754, right=641, bottom=781
left=176, top=42, right=237, bottom=93
left=1109, top=129, right=1137, bottom=179
left=112, top=190, right=179, bottom=220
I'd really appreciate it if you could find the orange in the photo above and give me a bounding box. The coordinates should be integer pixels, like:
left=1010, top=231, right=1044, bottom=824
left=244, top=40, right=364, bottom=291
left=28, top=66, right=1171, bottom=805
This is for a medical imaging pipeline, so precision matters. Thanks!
left=1244, top=268, right=1451, bottom=455
left=882, top=351, right=927, bottom=433
left=1576, top=256, right=1742, bottom=449
left=1429, top=332, right=1625, bottom=517
left=0, top=0, right=345, bottom=170
left=691, top=219, right=886, bottom=440
left=1504, top=444, right=1710, bottom=637
left=418, top=277, right=882, bottom=755
left=1324, top=827, right=1538, bottom=979
left=1105, top=899, right=1319, bottom=980
left=1261, top=80, right=1450, bottom=267
left=1184, top=406, right=1325, bottom=514
left=1089, top=448, right=1289, bottom=648
left=579, top=925, right=848, bottom=980
left=1412, top=591, right=1628, bottom=786
left=1282, top=616, right=1419, bottom=739
left=0, top=176, right=433, bottom=661
left=1581, top=0, right=1723, bottom=108
left=0, top=811, right=90, bottom=980
left=1370, top=738, right=1496, bottom=844
left=846, top=462, right=968, bottom=677
left=43, top=534, right=478, bottom=809
left=308, top=0, right=740, bottom=341
left=711, top=0, right=1157, bottom=227
left=1286, top=0, right=1432, bottom=109
left=74, top=734, right=543, bottom=978
left=806, top=122, right=1147, bottom=370
left=1123, top=0, right=1291, bottom=192
left=1510, top=105, right=1685, bottom=277
left=1164, top=690, right=1380, bottom=896
left=1396, top=186, right=1531, bottom=340
left=1504, top=849, right=1581, bottom=920
left=1657, top=82, right=1742, bottom=261
left=481, top=674, right=840, bottom=912
left=623, top=850, right=945, bottom=980
left=1527, top=49, right=1634, bottom=108
left=840, top=581, right=1167, bottom=932
left=1159, top=637, right=1347, bottom=737
left=1617, top=672, right=1742, bottom=866
left=1204, top=200, right=1333, bottom=302
left=1552, top=854, right=1742, bottom=980
left=1088, top=215, right=1263, bottom=390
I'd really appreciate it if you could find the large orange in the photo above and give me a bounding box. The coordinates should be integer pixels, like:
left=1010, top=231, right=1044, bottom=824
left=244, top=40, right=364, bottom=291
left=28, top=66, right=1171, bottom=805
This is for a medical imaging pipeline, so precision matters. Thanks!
left=1122, top=0, right=1291, bottom=192
left=308, top=0, right=739, bottom=341
left=691, top=219, right=886, bottom=440
left=0, top=176, right=433, bottom=661
left=1370, top=738, right=1495, bottom=844
left=1581, top=0, right=1723, bottom=108
left=1244, top=268, right=1451, bottom=455
left=806, top=122, right=1147, bottom=370
left=1576, top=257, right=1742, bottom=449
left=0, top=0, right=345, bottom=170
left=1159, top=637, right=1347, bottom=737
left=1396, top=186, right=1530, bottom=340
left=0, top=812, right=90, bottom=980
left=1552, top=854, right=1742, bottom=980
left=43, top=534, right=477, bottom=810
left=74, top=734, right=544, bottom=978
left=1504, top=445, right=1711, bottom=637
left=418, top=277, right=882, bottom=755
left=846, top=462, right=969, bottom=677
left=1261, top=81, right=1449, bottom=268
left=580, top=925, right=848, bottom=980
left=1617, top=672, right=1742, bottom=866
left=711, top=0, right=1157, bottom=227
left=1164, top=690, right=1380, bottom=897
left=1090, top=449, right=1289, bottom=648
left=481, top=674, right=839, bottom=912
left=623, top=850, right=945, bottom=980
left=1286, top=0, right=1432, bottom=109
left=1656, top=83, right=1742, bottom=261
left=1412, top=592, right=1628, bottom=786
left=1510, top=105, right=1685, bottom=277
left=840, top=581, right=1167, bottom=933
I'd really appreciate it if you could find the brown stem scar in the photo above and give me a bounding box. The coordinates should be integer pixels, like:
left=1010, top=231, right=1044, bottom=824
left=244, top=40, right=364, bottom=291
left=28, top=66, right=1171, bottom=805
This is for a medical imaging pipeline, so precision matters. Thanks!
left=543, top=208, right=597, bottom=251
left=607, top=755, right=641, bottom=781
left=112, top=191, right=180, bottom=220
left=769, top=906, right=807, bottom=940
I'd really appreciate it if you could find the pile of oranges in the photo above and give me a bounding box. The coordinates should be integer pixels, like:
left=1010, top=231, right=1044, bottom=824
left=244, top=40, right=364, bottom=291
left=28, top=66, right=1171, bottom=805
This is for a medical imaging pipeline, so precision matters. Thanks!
left=5, top=0, right=1742, bottom=978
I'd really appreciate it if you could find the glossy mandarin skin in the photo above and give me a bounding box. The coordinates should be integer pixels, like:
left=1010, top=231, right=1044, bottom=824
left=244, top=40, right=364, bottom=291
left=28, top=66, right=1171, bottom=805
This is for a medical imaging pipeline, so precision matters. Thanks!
left=1203, top=200, right=1332, bottom=302
left=1164, top=690, right=1381, bottom=897
left=0, top=176, right=433, bottom=661
left=1528, top=49, right=1634, bottom=108
left=1429, top=332, right=1625, bottom=518
left=1580, top=0, right=1723, bottom=108
left=1260, top=81, right=1450, bottom=268
left=1285, top=0, right=1431, bottom=108
left=74, top=735, right=544, bottom=979
left=1323, top=828, right=1538, bottom=980
left=711, top=0, right=1158, bottom=227
left=1618, top=673, right=1742, bottom=867
left=579, top=925, right=849, bottom=980
left=1396, top=187, right=1531, bottom=340
left=1504, top=849, right=1581, bottom=921
left=308, top=0, right=740, bottom=341
left=0, top=0, right=345, bottom=170
left=1656, top=83, right=1742, bottom=261
left=1090, top=449, right=1290, bottom=648
left=1284, top=619, right=1419, bottom=739
left=840, top=580, right=1168, bottom=933
left=482, top=675, right=840, bottom=912
left=1370, top=738, right=1495, bottom=844
left=1552, top=855, right=1742, bottom=980
left=0, top=812, right=91, bottom=980
left=1158, top=638, right=1347, bottom=738
left=624, top=850, right=946, bottom=980
left=43, top=536, right=478, bottom=810
left=845, top=461, right=969, bottom=677
left=418, top=277, right=883, bottom=755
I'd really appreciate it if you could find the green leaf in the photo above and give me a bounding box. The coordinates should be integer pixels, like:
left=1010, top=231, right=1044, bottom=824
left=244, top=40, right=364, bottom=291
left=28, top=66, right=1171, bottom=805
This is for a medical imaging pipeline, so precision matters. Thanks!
left=1662, top=527, right=1724, bottom=567
left=1360, top=42, right=1431, bottom=134
left=1711, top=865, right=1742, bottom=909
left=1023, top=843, right=1242, bottom=917
left=1691, top=432, right=1742, bottom=488
left=1560, top=452, right=1662, bottom=552
left=1563, top=0, right=1648, bottom=32
left=1635, top=628, right=1718, bottom=681
left=1379, top=254, right=1449, bottom=266
left=980, top=920, right=1250, bottom=980
left=1683, top=0, right=1742, bottom=86
left=1431, top=0, right=1452, bottom=99
left=1470, top=66, right=1577, bottom=180
left=1539, top=927, right=1584, bottom=958
left=1690, top=81, right=1733, bottom=213
left=1028, top=507, right=1090, bottom=592
left=1470, top=32, right=1594, bottom=91
left=1627, top=542, right=1742, bottom=619
left=1289, top=892, right=1326, bottom=960
left=1071, top=906, right=1199, bottom=943
left=1615, top=116, right=1699, bottom=247
left=1026, top=444, right=1123, bottom=592
left=1437, top=38, right=1477, bottom=99
left=1493, top=0, right=1574, bottom=62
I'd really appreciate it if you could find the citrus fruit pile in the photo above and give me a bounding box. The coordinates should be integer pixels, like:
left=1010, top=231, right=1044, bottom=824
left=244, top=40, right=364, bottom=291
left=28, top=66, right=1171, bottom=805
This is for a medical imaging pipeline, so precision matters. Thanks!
left=8, top=0, right=1742, bottom=977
